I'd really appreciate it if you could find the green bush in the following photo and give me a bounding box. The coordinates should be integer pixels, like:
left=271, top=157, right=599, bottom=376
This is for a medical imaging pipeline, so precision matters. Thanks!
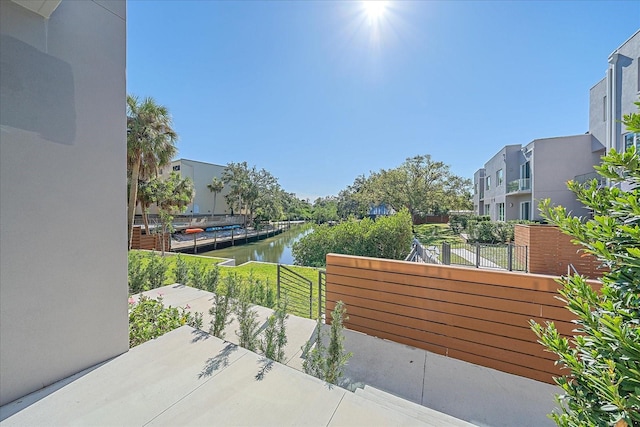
left=128, top=251, right=147, bottom=294
left=292, top=210, right=413, bottom=267
left=531, top=144, right=640, bottom=426
left=146, top=251, right=167, bottom=289
left=260, top=297, right=289, bottom=363
left=235, top=287, right=260, bottom=352
left=129, top=295, right=202, bottom=347
left=174, top=254, right=189, bottom=285
left=302, top=301, right=353, bottom=385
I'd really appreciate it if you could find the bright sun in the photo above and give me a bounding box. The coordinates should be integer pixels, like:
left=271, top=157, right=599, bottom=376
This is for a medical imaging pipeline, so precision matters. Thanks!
left=363, top=1, right=388, bottom=23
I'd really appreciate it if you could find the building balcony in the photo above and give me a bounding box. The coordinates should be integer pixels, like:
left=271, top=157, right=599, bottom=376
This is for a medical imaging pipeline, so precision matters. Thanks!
left=506, top=178, right=531, bottom=194
left=573, top=172, right=606, bottom=187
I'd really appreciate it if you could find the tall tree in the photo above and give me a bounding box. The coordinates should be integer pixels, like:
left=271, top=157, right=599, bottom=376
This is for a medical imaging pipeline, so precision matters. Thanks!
left=207, top=177, right=224, bottom=218
left=222, top=162, right=282, bottom=226
left=362, top=154, right=472, bottom=220
left=126, top=95, right=177, bottom=249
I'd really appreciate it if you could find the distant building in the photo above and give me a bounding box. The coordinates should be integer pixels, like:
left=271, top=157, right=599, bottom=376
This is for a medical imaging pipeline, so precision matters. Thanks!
left=368, top=203, right=396, bottom=219
left=473, top=135, right=604, bottom=222
left=138, top=158, right=232, bottom=217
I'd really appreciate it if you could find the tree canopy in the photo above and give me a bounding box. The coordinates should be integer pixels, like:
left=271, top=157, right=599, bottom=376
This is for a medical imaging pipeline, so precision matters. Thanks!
left=334, top=155, right=472, bottom=222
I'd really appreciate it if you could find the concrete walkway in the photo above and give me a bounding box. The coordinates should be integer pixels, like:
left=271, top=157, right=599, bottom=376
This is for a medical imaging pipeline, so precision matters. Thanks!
left=1, top=285, right=560, bottom=426
left=134, top=284, right=560, bottom=426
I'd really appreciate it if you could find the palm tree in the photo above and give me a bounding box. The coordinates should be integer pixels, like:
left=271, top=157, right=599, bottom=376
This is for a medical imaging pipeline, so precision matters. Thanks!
left=127, top=95, right=178, bottom=249
left=207, top=177, right=224, bottom=218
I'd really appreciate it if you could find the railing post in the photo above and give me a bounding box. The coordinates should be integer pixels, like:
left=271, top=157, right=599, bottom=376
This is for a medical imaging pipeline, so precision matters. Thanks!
left=475, top=242, right=481, bottom=268
left=442, top=243, right=451, bottom=265
left=277, top=264, right=281, bottom=300
left=318, top=271, right=323, bottom=320
left=309, top=280, right=313, bottom=319
left=508, top=243, right=513, bottom=271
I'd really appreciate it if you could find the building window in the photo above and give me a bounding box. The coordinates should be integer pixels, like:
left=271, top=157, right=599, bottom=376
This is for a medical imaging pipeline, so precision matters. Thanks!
left=624, top=133, right=640, bottom=151
left=486, top=176, right=491, bottom=190
left=496, top=169, right=503, bottom=186
left=520, top=201, right=530, bottom=221
left=474, top=182, right=478, bottom=194
left=173, top=165, right=181, bottom=171
left=484, top=204, right=490, bottom=215
left=603, top=96, right=607, bottom=121
left=497, top=203, right=505, bottom=222
left=159, top=169, right=164, bottom=175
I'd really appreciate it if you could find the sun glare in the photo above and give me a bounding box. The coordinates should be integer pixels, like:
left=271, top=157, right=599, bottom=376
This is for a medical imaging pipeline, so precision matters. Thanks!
left=363, top=1, right=388, bottom=24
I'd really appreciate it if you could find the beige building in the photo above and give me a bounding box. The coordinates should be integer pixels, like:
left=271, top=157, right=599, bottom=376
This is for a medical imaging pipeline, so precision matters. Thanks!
left=0, top=0, right=128, bottom=405
left=137, top=158, right=233, bottom=217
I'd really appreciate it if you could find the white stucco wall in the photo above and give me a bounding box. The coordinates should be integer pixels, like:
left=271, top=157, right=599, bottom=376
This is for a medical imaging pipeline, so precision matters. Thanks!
left=0, top=0, right=128, bottom=406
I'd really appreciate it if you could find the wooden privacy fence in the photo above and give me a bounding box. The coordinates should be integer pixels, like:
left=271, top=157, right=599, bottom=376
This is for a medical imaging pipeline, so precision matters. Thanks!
left=131, top=226, right=170, bottom=251
left=325, top=253, right=597, bottom=384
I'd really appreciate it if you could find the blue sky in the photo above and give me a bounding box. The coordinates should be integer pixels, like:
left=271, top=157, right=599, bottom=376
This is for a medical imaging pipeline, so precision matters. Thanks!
left=127, top=1, right=640, bottom=201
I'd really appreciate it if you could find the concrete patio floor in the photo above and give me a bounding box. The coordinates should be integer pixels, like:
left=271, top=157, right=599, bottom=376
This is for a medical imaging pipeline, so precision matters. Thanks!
left=1, top=284, right=561, bottom=426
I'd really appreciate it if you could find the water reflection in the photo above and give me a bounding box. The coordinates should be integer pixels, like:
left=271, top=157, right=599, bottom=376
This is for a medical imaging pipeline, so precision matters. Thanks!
left=199, top=225, right=311, bottom=265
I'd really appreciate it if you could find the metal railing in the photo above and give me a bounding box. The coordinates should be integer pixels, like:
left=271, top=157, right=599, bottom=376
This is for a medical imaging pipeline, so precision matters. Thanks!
left=506, top=178, right=531, bottom=193
left=277, top=264, right=313, bottom=319
left=318, top=270, right=326, bottom=321
left=573, top=172, right=606, bottom=187
left=405, top=238, right=441, bottom=264
left=441, top=242, right=528, bottom=272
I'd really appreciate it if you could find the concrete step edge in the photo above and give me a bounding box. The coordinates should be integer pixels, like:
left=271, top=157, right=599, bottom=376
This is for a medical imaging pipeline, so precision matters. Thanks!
left=359, top=386, right=475, bottom=426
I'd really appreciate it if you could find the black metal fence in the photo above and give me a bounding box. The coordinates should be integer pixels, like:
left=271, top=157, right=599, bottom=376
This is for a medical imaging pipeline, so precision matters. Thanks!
left=277, top=264, right=313, bottom=318
left=441, top=242, right=528, bottom=272
left=408, top=240, right=528, bottom=272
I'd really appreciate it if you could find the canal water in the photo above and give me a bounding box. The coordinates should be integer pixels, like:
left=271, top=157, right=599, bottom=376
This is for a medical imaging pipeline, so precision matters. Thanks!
left=198, top=224, right=311, bottom=265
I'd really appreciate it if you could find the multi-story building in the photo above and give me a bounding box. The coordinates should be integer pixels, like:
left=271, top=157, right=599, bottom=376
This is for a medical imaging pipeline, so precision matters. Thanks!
left=158, top=158, right=232, bottom=216
left=473, top=136, right=604, bottom=222
left=137, top=158, right=233, bottom=217
left=473, top=29, right=639, bottom=221
left=589, top=29, right=640, bottom=155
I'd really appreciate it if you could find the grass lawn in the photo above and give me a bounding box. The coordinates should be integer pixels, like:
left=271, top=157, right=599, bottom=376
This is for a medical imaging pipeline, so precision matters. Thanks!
left=414, top=223, right=464, bottom=246
left=130, top=250, right=323, bottom=318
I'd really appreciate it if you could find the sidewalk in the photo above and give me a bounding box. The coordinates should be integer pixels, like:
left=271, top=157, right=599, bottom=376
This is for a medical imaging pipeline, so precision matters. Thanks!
left=136, top=284, right=559, bottom=426
left=2, top=285, right=560, bottom=426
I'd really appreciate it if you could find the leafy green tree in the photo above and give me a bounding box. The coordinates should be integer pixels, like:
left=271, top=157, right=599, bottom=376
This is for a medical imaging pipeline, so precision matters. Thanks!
left=222, top=162, right=282, bottom=226
left=126, top=95, right=178, bottom=249
left=531, top=108, right=640, bottom=426
left=145, top=172, right=194, bottom=255
left=312, top=197, right=339, bottom=224
left=207, top=177, right=224, bottom=217
left=358, top=154, right=472, bottom=221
